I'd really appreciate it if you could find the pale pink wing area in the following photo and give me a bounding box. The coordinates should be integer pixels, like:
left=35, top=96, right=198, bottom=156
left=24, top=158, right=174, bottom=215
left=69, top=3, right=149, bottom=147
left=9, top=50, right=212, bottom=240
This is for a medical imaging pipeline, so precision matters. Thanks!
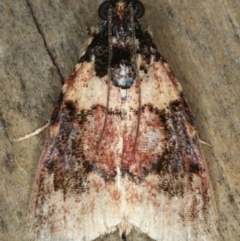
left=28, top=54, right=219, bottom=240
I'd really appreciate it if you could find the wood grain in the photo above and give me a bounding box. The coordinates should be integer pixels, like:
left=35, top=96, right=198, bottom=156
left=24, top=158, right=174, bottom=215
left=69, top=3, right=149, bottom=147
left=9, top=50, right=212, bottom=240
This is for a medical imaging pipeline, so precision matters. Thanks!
left=0, top=0, right=239, bottom=240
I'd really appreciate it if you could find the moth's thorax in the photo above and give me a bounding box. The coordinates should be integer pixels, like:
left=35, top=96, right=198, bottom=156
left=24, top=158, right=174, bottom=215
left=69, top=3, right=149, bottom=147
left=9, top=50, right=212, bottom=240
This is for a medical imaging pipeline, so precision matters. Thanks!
left=78, top=1, right=160, bottom=91
left=109, top=1, right=137, bottom=89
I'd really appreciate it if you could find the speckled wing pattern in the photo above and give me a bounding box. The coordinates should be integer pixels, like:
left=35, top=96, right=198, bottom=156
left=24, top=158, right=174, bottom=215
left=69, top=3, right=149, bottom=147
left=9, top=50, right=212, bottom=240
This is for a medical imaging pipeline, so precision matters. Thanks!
left=28, top=1, right=219, bottom=241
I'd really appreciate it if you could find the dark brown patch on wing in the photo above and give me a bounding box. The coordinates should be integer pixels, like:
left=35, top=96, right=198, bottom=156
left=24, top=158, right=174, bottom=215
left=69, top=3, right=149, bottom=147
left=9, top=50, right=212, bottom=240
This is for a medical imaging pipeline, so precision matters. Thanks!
left=78, top=25, right=109, bottom=78
left=136, top=26, right=161, bottom=65
left=125, top=98, right=201, bottom=179
left=40, top=104, right=121, bottom=197
left=38, top=93, right=204, bottom=201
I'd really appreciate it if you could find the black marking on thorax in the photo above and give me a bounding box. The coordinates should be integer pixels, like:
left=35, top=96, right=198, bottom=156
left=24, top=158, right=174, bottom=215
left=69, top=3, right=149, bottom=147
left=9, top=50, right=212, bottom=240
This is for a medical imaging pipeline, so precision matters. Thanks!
left=78, top=7, right=161, bottom=89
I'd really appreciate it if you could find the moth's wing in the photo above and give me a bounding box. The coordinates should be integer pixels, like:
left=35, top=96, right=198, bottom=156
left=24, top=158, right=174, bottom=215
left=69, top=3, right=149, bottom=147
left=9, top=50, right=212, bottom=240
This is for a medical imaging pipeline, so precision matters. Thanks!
left=123, top=57, right=219, bottom=240
left=28, top=57, right=219, bottom=241
left=28, top=34, right=219, bottom=241
left=28, top=59, right=125, bottom=240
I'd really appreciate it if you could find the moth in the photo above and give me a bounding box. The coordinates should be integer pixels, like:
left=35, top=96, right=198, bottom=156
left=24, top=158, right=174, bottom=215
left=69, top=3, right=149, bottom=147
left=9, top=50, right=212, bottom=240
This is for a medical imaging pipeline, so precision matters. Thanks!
left=28, top=0, right=219, bottom=240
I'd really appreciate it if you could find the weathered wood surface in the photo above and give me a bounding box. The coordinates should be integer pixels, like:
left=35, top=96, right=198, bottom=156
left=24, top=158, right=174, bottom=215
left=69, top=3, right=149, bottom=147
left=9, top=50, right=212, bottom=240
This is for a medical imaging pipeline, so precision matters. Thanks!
left=0, top=0, right=239, bottom=240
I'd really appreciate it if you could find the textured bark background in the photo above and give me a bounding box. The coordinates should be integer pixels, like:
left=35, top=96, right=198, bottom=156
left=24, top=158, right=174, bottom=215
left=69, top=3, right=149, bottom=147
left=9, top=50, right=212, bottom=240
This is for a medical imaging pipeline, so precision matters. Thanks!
left=0, top=0, right=239, bottom=240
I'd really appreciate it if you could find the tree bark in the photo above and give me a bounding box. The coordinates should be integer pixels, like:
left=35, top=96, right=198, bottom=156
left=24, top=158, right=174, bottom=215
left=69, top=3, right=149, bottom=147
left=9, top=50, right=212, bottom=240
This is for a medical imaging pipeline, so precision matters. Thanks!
left=0, top=0, right=239, bottom=240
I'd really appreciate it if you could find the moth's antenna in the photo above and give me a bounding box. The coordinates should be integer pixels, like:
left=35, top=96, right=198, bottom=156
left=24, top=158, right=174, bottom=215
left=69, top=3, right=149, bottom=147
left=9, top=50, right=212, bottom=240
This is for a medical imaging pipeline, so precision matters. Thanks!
left=129, top=2, right=141, bottom=153
left=96, top=5, right=113, bottom=153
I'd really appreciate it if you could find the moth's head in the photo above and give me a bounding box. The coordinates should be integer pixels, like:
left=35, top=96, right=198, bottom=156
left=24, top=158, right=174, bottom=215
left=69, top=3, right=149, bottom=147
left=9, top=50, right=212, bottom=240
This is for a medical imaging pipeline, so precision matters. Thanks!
left=98, top=0, right=145, bottom=20
left=115, top=1, right=126, bottom=19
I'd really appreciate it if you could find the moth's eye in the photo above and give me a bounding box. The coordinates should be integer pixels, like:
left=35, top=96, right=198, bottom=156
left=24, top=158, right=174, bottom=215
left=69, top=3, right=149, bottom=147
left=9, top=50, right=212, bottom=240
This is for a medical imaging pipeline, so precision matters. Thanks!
left=133, top=0, right=145, bottom=19
left=98, top=1, right=111, bottom=20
